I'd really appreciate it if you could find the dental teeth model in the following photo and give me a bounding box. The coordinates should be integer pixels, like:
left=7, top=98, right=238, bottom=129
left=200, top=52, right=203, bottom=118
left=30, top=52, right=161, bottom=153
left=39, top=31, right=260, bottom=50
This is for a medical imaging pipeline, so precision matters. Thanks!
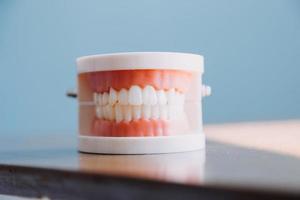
left=76, top=52, right=211, bottom=154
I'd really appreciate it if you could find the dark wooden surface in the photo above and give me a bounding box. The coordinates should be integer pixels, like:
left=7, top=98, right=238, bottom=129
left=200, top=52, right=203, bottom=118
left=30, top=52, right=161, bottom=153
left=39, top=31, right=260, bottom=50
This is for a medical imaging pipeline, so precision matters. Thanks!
left=1, top=121, right=300, bottom=199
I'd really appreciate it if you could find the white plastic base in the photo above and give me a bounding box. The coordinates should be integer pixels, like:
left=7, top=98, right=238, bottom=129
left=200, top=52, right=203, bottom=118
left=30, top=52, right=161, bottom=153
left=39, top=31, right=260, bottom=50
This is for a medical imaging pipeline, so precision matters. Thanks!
left=78, top=134, right=205, bottom=154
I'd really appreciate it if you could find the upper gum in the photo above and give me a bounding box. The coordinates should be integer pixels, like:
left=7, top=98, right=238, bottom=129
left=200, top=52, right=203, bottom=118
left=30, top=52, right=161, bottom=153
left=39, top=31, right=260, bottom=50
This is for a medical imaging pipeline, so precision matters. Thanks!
left=87, top=69, right=192, bottom=93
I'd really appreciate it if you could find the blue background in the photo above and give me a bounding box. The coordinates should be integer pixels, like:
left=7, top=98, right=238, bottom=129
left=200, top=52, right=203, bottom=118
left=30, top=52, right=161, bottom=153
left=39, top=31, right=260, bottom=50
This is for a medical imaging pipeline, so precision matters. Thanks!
left=0, top=0, right=299, bottom=132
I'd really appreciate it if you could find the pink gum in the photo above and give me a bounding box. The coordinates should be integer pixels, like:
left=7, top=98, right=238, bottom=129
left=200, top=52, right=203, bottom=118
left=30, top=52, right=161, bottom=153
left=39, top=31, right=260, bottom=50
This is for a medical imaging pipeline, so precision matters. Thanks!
left=87, top=70, right=192, bottom=93
left=90, top=118, right=172, bottom=137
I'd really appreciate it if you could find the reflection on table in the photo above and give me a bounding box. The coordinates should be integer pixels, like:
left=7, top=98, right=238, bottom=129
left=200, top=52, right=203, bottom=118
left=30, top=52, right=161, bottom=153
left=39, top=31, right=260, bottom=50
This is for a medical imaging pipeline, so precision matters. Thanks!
left=79, top=150, right=205, bottom=185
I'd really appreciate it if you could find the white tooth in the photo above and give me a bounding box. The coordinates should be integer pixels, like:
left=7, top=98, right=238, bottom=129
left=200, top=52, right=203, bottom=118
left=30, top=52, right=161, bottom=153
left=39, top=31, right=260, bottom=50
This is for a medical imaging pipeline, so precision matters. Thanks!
left=123, top=106, right=132, bottom=122
left=94, top=93, right=103, bottom=105
left=143, top=85, right=157, bottom=105
left=98, top=93, right=103, bottom=105
left=95, top=106, right=103, bottom=118
left=166, top=89, right=176, bottom=105
left=157, top=90, right=167, bottom=105
left=104, top=105, right=112, bottom=120
left=173, top=92, right=179, bottom=104
left=159, top=105, right=168, bottom=120
left=178, top=93, right=185, bottom=112
left=142, top=105, right=151, bottom=119
left=168, top=105, right=178, bottom=120
left=102, top=105, right=108, bottom=119
left=167, top=105, right=172, bottom=120
left=178, top=93, right=185, bottom=105
left=132, top=105, right=142, bottom=120
left=173, top=92, right=180, bottom=108
left=115, top=104, right=123, bottom=123
left=109, top=88, right=118, bottom=105
left=151, top=105, right=159, bottom=119
left=118, top=89, right=128, bottom=105
left=106, top=105, right=115, bottom=120
left=102, top=92, right=109, bottom=105
left=129, top=85, right=142, bottom=105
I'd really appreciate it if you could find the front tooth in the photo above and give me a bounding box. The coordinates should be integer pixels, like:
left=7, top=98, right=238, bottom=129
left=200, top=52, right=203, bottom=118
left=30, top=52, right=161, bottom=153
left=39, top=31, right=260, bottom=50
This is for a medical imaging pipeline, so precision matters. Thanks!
left=157, top=90, right=167, bottom=105
left=166, top=89, right=176, bottom=105
left=123, top=106, right=132, bottom=122
left=151, top=105, right=159, bottom=119
left=95, top=106, right=103, bottom=118
left=142, top=105, right=151, bottom=119
left=102, top=92, right=109, bottom=105
left=129, top=85, right=142, bottom=105
left=115, top=104, right=123, bottom=123
left=143, top=85, right=157, bottom=105
left=132, top=105, right=142, bottom=120
left=118, top=89, right=128, bottom=105
left=109, top=88, right=118, bottom=105
left=159, top=105, right=168, bottom=120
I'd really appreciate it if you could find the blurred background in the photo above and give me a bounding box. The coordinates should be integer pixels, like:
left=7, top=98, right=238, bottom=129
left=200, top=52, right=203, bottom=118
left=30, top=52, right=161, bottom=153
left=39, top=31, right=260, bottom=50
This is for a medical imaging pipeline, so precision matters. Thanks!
left=0, top=0, right=299, bottom=133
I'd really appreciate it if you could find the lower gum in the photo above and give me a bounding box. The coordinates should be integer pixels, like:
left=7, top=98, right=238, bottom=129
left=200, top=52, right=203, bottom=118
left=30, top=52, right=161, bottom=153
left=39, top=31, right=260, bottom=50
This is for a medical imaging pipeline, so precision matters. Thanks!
left=90, top=117, right=189, bottom=137
left=91, top=118, right=175, bottom=137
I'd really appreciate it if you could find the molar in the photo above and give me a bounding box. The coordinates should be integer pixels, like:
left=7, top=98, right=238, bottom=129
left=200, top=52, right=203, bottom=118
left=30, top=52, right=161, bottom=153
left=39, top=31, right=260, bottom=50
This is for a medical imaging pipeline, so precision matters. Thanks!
left=157, top=90, right=167, bottom=105
left=166, top=89, right=176, bottom=105
left=168, top=105, right=178, bottom=120
left=93, top=93, right=98, bottom=105
left=96, top=106, right=103, bottom=118
left=93, top=93, right=103, bottom=105
left=159, top=105, right=168, bottom=120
